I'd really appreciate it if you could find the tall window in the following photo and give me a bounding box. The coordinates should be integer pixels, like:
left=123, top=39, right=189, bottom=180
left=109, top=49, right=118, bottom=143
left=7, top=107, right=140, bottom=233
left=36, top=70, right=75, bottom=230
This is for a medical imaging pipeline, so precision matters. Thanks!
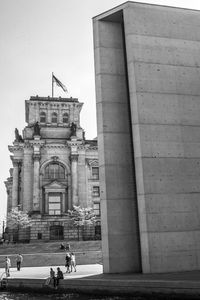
left=93, top=186, right=100, bottom=197
left=44, top=163, right=65, bottom=179
left=40, top=112, right=46, bottom=123
left=49, top=194, right=61, bottom=215
left=93, top=203, right=100, bottom=216
left=63, top=113, right=69, bottom=124
left=51, top=112, right=57, bottom=123
left=92, top=167, right=99, bottom=180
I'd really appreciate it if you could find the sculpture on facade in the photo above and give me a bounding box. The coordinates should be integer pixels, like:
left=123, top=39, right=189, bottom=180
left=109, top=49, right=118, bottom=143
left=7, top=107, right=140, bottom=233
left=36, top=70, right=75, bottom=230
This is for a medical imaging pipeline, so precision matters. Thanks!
left=70, top=122, right=77, bottom=136
left=33, top=121, right=40, bottom=136
left=15, top=128, right=23, bottom=142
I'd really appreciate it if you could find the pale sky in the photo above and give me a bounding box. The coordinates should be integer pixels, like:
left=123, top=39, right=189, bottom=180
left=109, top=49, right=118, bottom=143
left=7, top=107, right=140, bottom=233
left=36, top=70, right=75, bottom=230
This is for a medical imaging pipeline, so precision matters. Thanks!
left=0, top=0, right=200, bottom=230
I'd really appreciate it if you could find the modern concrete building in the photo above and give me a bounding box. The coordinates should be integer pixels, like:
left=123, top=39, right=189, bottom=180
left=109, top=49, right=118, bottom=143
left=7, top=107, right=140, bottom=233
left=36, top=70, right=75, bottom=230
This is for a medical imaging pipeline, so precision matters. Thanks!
left=5, top=96, right=100, bottom=242
left=93, top=1, right=200, bottom=273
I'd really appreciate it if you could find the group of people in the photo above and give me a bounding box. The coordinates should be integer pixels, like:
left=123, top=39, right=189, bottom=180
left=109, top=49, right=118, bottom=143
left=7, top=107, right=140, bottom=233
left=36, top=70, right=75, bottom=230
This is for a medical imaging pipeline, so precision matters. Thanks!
left=47, top=252, right=76, bottom=288
left=48, top=267, right=64, bottom=288
left=65, top=252, right=76, bottom=273
left=4, top=250, right=76, bottom=289
left=60, top=242, right=70, bottom=251
left=5, top=254, right=23, bottom=277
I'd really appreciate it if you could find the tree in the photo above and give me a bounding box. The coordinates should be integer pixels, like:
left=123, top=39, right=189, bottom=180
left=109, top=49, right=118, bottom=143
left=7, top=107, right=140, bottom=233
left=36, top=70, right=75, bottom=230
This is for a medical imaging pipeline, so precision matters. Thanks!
left=6, top=208, right=32, bottom=242
left=68, top=205, right=96, bottom=240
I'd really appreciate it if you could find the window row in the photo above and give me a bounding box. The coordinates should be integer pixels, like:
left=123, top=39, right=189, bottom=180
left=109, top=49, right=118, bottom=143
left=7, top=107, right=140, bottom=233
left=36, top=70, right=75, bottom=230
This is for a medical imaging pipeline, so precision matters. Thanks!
left=40, top=112, right=69, bottom=124
left=38, top=224, right=101, bottom=240
left=43, top=164, right=99, bottom=181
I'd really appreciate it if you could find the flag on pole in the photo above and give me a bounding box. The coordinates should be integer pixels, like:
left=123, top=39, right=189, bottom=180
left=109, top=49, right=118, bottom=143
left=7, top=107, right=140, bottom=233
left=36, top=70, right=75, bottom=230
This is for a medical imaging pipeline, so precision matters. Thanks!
left=52, top=74, right=68, bottom=93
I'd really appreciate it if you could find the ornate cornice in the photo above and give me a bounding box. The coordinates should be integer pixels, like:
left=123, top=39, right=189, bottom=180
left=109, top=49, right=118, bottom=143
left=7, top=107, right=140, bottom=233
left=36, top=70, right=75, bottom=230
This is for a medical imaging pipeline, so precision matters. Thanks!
left=8, top=145, right=23, bottom=153
left=67, top=140, right=83, bottom=147
left=42, top=144, right=69, bottom=149
left=87, top=146, right=98, bottom=151
left=30, top=140, right=45, bottom=146
left=23, top=141, right=33, bottom=149
left=77, top=145, right=86, bottom=150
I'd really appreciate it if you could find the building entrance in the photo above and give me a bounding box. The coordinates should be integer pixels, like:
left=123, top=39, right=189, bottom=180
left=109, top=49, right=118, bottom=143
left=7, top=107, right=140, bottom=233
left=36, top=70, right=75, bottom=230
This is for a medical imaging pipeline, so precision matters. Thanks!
left=50, top=225, right=64, bottom=240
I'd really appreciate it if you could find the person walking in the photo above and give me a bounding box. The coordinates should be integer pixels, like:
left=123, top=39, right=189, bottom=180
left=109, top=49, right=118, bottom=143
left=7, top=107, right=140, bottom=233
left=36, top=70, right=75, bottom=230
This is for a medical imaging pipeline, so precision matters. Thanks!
left=16, top=254, right=23, bottom=271
left=70, top=252, right=76, bottom=272
left=65, top=252, right=71, bottom=273
left=5, top=256, right=11, bottom=277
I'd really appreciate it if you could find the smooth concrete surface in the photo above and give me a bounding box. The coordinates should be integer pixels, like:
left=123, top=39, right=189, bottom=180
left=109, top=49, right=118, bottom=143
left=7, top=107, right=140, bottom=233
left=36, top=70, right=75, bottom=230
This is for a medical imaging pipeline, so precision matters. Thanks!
left=94, top=8, right=141, bottom=275
left=93, top=1, right=200, bottom=274
left=2, top=265, right=200, bottom=297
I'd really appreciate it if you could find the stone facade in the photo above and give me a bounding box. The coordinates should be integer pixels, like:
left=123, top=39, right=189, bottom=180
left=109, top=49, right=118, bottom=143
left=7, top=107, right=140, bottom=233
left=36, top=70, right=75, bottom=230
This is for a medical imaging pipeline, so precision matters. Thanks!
left=93, top=2, right=200, bottom=273
left=5, top=96, right=100, bottom=242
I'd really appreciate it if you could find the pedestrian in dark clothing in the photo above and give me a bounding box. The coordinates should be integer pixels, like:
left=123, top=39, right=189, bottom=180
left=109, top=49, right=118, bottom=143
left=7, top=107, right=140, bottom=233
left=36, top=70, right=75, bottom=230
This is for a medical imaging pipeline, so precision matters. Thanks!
left=55, top=267, right=64, bottom=288
left=65, top=252, right=71, bottom=273
left=60, top=243, right=65, bottom=250
left=65, top=242, right=70, bottom=251
left=45, top=268, right=55, bottom=286
left=16, top=254, right=23, bottom=271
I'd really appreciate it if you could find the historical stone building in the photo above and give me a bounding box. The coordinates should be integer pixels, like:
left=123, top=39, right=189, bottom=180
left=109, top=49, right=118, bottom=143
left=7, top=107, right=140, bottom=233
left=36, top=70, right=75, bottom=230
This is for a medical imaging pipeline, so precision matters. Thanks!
left=5, top=96, right=100, bottom=241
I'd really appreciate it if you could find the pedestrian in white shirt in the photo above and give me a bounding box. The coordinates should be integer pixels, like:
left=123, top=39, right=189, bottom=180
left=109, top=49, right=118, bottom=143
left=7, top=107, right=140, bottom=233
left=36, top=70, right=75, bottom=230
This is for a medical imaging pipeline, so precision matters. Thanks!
left=5, top=256, right=11, bottom=277
left=70, top=252, right=76, bottom=272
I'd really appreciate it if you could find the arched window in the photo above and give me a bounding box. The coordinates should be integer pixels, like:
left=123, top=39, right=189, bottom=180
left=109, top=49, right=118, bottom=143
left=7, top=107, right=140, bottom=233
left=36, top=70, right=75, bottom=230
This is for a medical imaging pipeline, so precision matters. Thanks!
left=51, top=112, right=57, bottom=123
left=63, top=113, right=69, bottom=124
left=40, top=112, right=46, bottom=123
left=44, top=163, right=65, bottom=179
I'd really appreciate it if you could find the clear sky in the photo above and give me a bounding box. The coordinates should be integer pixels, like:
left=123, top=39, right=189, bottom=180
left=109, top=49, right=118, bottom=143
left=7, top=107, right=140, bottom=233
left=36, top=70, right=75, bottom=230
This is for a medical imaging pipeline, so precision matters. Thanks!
left=0, top=0, right=200, bottom=230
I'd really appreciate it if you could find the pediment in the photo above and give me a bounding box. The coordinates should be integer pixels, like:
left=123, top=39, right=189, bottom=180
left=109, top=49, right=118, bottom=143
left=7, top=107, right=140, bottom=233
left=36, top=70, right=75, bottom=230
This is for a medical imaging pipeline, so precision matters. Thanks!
left=43, top=180, right=67, bottom=189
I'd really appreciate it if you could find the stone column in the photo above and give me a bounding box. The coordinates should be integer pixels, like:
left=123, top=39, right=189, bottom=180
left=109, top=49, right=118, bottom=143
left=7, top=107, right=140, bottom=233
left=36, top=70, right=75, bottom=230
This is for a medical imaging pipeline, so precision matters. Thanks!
left=33, top=153, right=40, bottom=212
left=68, top=175, right=72, bottom=210
left=62, top=192, right=66, bottom=213
left=11, top=159, right=19, bottom=209
left=45, top=192, right=48, bottom=214
left=71, top=154, right=78, bottom=206
left=22, top=146, right=33, bottom=212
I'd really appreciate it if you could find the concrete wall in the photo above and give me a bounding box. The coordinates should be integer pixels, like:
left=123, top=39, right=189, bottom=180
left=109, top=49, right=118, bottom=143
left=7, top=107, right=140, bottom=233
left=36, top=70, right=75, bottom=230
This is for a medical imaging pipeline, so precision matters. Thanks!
left=93, top=13, right=141, bottom=273
left=93, top=2, right=200, bottom=273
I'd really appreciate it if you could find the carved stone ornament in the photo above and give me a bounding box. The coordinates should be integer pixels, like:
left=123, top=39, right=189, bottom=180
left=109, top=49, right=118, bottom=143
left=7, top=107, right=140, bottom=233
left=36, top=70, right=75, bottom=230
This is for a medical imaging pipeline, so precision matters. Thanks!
left=11, top=157, right=23, bottom=167
left=51, top=156, right=59, bottom=161
left=33, top=153, right=41, bottom=161
left=70, top=154, right=78, bottom=162
left=86, top=159, right=98, bottom=166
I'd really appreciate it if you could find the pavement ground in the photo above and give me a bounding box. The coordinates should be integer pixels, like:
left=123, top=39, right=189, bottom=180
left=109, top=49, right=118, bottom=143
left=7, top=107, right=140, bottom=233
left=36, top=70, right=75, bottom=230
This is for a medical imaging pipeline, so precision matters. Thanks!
left=2, top=264, right=200, bottom=298
left=0, top=264, right=103, bottom=279
left=2, top=264, right=200, bottom=281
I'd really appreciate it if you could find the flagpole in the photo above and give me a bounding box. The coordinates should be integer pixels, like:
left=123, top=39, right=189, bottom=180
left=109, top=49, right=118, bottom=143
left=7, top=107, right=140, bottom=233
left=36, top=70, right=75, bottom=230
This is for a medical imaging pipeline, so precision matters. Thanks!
left=52, top=72, right=54, bottom=98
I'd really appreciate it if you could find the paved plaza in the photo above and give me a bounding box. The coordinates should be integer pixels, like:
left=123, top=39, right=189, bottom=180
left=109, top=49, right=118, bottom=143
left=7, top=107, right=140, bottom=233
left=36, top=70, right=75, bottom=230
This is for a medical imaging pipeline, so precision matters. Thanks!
left=0, top=263, right=103, bottom=279
left=1, top=263, right=200, bottom=297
